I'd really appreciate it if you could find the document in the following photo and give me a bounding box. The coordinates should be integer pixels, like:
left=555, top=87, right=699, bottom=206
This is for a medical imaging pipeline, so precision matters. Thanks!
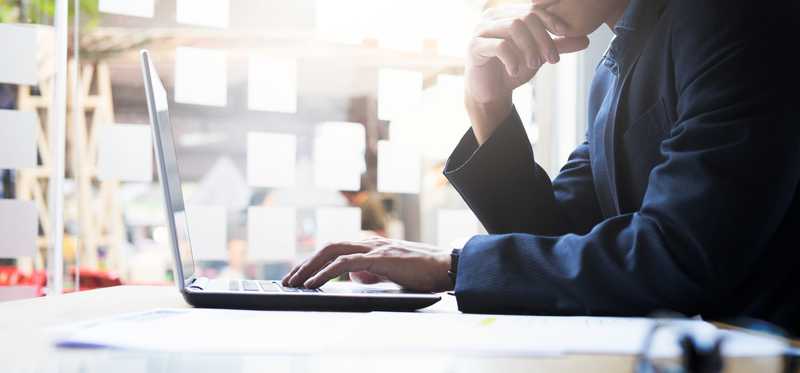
left=52, top=308, right=786, bottom=358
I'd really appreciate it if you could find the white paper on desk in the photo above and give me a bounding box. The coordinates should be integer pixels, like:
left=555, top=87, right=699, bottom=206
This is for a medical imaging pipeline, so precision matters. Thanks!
left=51, top=309, right=786, bottom=358
left=0, top=110, right=37, bottom=169
left=0, top=25, right=38, bottom=85
left=0, top=199, right=38, bottom=258
left=99, top=0, right=154, bottom=18
left=176, top=0, right=229, bottom=28
left=96, top=124, right=153, bottom=182
left=174, top=47, right=228, bottom=107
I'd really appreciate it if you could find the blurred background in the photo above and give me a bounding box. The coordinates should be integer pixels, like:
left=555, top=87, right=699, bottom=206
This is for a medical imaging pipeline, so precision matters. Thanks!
left=0, top=0, right=612, bottom=297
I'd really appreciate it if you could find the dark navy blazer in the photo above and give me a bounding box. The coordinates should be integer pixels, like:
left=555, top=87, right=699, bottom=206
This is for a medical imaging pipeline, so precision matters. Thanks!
left=444, top=0, right=800, bottom=334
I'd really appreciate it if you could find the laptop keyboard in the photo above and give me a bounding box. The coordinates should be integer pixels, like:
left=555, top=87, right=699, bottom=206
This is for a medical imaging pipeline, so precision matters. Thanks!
left=228, top=280, right=321, bottom=293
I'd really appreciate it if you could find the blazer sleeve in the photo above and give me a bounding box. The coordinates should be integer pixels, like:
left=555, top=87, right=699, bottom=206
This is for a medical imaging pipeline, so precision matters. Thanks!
left=449, top=1, right=800, bottom=316
left=443, top=108, right=603, bottom=236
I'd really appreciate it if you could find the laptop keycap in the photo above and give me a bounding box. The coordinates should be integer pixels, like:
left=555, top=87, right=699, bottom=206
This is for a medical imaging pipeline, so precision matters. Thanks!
left=259, top=281, right=282, bottom=293
left=229, top=280, right=240, bottom=291
left=242, top=280, right=260, bottom=292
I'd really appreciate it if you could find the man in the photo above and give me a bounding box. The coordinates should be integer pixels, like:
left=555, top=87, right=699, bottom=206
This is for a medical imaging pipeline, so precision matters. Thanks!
left=284, top=0, right=800, bottom=334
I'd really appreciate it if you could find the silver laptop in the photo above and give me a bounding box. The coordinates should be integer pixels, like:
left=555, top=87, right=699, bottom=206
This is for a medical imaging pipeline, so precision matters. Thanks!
left=140, top=50, right=440, bottom=311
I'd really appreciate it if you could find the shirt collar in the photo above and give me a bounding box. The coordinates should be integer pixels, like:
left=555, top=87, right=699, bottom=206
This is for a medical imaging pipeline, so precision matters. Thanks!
left=614, top=0, right=667, bottom=34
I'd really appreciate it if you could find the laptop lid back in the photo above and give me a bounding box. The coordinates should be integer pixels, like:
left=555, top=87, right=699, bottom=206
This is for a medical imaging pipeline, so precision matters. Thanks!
left=140, top=50, right=197, bottom=290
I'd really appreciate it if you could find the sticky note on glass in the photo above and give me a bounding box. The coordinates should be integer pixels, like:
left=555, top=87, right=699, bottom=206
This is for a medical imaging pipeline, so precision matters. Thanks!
left=437, top=209, right=482, bottom=248
left=96, top=124, right=153, bottom=182
left=247, top=132, right=296, bottom=188
left=315, top=207, right=361, bottom=251
left=377, top=140, right=421, bottom=194
left=186, top=205, right=227, bottom=261
left=0, top=24, right=38, bottom=85
left=248, top=207, right=296, bottom=262
left=0, top=199, right=37, bottom=258
left=0, top=110, right=37, bottom=169
left=176, top=0, right=229, bottom=28
left=315, top=0, right=373, bottom=45
left=174, top=47, right=227, bottom=107
left=313, top=122, right=365, bottom=191
left=378, top=69, right=423, bottom=121
left=248, top=55, right=298, bottom=113
left=99, top=0, right=154, bottom=18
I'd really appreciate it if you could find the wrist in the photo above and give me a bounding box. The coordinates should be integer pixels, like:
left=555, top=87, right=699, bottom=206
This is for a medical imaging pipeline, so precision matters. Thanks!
left=434, top=252, right=455, bottom=292
left=465, top=94, right=512, bottom=145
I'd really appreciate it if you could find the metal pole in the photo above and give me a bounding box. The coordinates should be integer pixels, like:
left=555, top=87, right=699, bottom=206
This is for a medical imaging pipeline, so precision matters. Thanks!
left=71, top=0, right=81, bottom=292
left=48, top=0, right=68, bottom=296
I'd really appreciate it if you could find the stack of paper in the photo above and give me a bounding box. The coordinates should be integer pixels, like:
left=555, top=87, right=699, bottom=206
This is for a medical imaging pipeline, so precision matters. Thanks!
left=52, top=308, right=787, bottom=358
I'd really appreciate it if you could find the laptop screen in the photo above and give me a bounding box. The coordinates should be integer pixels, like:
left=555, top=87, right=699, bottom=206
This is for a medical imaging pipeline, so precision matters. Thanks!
left=142, top=51, right=196, bottom=286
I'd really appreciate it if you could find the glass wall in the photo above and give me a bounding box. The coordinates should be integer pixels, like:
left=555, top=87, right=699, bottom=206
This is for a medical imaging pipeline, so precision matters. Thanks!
left=1, top=0, right=600, bottom=293
left=0, top=1, right=60, bottom=299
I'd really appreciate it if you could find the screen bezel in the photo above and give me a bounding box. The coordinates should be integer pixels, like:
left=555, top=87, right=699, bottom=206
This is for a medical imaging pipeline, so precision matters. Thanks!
left=140, top=49, right=197, bottom=290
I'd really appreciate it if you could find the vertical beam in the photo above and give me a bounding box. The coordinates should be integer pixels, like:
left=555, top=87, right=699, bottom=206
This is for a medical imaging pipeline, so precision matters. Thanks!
left=47, top=0, right=68, bottom=296
left=72, top=0, right=81, bottom=291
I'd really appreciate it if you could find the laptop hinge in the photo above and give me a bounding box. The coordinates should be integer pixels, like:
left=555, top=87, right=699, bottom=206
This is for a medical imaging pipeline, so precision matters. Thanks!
left=186, top=277, right=207, bottom=291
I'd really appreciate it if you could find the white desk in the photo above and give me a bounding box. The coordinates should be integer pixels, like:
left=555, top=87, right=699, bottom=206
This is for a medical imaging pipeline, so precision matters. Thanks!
left=0, top=286, right=784, bottom=373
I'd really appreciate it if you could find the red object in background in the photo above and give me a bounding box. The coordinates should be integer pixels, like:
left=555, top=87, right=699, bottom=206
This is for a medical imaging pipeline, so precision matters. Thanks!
left=70, top=267, right=122, bottom=292
left=0, top=266, right=47, bottom=296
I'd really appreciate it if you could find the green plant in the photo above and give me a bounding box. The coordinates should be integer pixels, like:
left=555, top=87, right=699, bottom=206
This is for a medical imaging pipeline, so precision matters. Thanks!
left=0, top=0, right=99, bottom=29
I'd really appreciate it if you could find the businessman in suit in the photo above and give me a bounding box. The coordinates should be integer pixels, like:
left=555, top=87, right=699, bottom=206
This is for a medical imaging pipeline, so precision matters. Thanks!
left=284, top=0, right=800, bottom=334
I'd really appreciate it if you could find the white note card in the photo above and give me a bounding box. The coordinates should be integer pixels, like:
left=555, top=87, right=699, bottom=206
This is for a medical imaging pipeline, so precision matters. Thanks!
left=174, top=47, right=227, bottom=107
left=313, top=122, right=365, bottom=191
left=0, top=24, right=38, bottom=85
left=96, top=125, right=153, bottom=182
left=378, top=69, right=423, bottom=121
left=248, top=55, right=298, bottom=113
left=186, top=205, right=228, bottom=261
left=0, top=110, right=37, bottom=169
left=315, top=207, right=361, bottom=251
left=176, top=0, right=230, bottom=28
left=437, top=209, right=482, bottom=248
left=99, top=0, right=154, bottom=18
left=0, top=199, right=37, bottom=258
left=248, top=207, right=296, bottom=262
left=377, top=140, right=421, bottom=194
left=247, top=132, right=296, bottom=188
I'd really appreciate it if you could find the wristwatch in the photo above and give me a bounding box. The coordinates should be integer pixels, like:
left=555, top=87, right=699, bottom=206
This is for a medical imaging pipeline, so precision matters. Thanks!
left=448, top=248, right=461, bottom=286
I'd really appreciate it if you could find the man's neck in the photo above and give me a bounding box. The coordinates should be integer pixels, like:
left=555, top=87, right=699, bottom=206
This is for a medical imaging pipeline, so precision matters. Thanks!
left=605, top=0, right=631, bottom=31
